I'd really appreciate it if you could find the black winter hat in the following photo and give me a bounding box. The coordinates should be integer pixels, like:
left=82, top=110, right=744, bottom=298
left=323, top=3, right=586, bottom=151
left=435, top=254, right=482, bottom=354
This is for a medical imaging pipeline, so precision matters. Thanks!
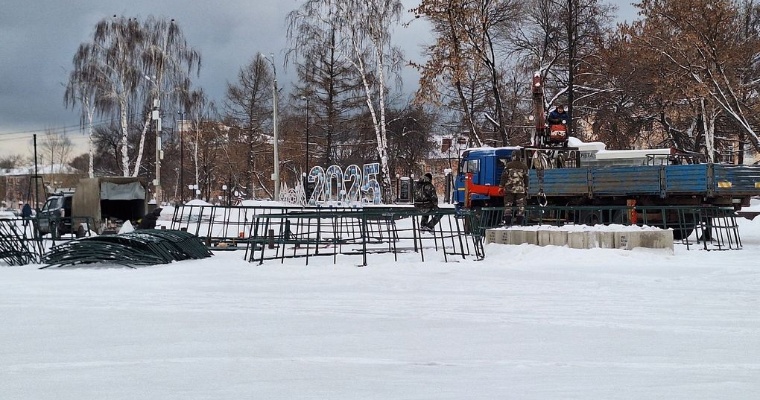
left=424, top=173, right=433, bottom=180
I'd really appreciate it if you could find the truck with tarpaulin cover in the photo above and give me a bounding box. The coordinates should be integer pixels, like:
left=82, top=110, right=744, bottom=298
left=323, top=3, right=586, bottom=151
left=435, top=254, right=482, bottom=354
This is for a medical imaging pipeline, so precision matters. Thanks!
left=38, top=177, right=150, bottom=237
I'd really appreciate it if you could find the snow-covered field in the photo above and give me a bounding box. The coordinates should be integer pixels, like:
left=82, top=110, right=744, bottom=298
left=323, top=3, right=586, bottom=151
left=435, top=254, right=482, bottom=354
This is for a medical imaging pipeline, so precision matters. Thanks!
left=1, top=205, right=760, bottom=399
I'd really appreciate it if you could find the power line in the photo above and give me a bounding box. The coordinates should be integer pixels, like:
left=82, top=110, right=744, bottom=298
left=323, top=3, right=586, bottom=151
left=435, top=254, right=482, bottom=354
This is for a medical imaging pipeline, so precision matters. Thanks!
left=0, top=109, right=161, bottom=139
left=0, top=122, right=85, bottom=136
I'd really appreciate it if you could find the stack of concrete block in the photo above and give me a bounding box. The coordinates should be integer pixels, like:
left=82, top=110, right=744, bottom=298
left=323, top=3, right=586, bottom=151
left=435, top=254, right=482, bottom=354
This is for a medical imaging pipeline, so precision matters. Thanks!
left=484, top=227, right=673, bottom=251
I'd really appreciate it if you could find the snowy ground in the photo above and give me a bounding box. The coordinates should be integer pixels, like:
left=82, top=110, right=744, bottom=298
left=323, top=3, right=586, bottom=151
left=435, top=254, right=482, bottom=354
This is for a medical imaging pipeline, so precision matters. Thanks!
left=1, top=206, right=760, bottom=399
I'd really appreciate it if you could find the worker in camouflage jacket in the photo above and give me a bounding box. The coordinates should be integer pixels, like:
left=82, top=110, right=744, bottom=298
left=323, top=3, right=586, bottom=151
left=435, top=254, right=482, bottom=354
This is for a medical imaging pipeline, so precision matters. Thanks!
left=414, top=173, right=441, bottom=232
left=499, top=151, right=529, bottom=226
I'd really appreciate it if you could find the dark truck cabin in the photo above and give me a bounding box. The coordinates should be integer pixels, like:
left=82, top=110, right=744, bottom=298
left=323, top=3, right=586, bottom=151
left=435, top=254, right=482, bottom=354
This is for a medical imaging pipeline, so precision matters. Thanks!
left=37, top=193, right=74, bottom=236
left=454, top=147, right=517, bottom=207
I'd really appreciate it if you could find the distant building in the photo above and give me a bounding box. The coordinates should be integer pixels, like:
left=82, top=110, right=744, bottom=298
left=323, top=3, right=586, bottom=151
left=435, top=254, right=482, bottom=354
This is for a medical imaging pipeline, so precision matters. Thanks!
left=0, top=164, right=83, bottom=209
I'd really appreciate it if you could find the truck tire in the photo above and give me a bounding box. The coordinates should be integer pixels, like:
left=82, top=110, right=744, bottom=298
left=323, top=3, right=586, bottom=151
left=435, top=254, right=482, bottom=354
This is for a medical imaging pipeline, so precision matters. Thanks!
left=671, top=213, right=697, bottom=241
left=56, top=220, right=71, bottom=239
left=673, top=227, right=696, bottom=241
left=578, top=210, right=602, bottom=226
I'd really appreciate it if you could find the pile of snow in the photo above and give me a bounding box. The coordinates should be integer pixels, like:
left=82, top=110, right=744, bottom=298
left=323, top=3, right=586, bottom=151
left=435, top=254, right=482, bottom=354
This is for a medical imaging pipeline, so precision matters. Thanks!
left=118, top=220, right=134, bottom=234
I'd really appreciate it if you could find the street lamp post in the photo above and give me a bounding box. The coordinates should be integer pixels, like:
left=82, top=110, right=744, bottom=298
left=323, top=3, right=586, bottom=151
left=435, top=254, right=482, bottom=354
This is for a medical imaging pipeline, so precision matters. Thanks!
left=152, top=98, right=162, bottom=204
left=261, top=53, right=279, bottom=202
left=301, top=95, right=310, bottom=173
left=146, top=75, right=162, bottom=205
left=178, top=111, right=185, bottom=203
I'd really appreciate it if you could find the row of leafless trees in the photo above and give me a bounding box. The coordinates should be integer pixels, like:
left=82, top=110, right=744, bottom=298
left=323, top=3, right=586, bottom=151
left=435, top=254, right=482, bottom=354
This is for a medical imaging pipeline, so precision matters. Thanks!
left=412, top=0, right=760, bottom=164
left=5, top=0, right=760, bottom=203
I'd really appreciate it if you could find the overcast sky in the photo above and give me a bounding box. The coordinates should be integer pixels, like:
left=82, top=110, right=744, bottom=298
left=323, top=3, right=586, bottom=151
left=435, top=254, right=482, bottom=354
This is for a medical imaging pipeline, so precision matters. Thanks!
left=0, top=0, right=636, bottom=158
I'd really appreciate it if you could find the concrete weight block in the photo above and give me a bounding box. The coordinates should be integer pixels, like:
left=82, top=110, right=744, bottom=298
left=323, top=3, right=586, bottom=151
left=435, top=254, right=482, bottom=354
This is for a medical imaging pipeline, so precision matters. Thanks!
left=615, top=230, right=673, bottom=251
left=567, top=231, right=593, bottom=249
left=485, top=229, right=498, bottom=244
left=595, top=232, right=616, bottom=248
left=538, top=230, right=569, bottom=247
left=510, top=229, right=539, bottom=245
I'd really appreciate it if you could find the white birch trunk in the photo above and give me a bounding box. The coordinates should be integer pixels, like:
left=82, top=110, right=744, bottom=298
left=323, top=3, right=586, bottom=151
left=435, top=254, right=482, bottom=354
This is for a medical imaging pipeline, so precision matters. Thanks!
left=86, top=103, right=94, bottom=178
left=132, top=115, right=151, bottom=177
left=701, top=98, right=716, bottom=163
left=119, top=96, right=131, bottom=176
left=352, top=37, right=385, bottom=195
left=374, top=40, right=392, bottom=194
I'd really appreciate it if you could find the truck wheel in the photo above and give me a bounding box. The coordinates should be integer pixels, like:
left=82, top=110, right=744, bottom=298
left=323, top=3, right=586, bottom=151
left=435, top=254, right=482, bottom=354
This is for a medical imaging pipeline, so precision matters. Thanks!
left=672, top=227, right=695, bottom=241
left=671, top=212, right=697, bottom=240
left=578, top=210, right=602, bottom=226
left=56, top=220, right=70, bottom=238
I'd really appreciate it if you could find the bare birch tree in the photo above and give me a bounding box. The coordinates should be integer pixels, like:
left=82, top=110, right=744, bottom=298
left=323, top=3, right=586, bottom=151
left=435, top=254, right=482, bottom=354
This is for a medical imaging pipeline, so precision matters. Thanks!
left=285, top=0, right=404, bottom=198
left=65, top=16, right=200, bottom=178
left=134, top=17, right=201, bottom=179
left=328, top=0, right=405, bottom=198
left=63, top=71, right=97, bottom=178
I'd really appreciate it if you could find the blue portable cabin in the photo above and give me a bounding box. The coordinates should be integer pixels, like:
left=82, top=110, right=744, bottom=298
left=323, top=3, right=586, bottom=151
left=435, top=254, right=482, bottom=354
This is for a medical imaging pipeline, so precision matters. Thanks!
left=453, top=146, right=520, bottom=207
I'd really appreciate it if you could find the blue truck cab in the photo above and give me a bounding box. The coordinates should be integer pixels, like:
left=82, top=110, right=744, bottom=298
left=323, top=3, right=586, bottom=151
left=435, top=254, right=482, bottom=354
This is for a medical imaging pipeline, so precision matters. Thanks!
left=453, top=147, right=520, bottom=207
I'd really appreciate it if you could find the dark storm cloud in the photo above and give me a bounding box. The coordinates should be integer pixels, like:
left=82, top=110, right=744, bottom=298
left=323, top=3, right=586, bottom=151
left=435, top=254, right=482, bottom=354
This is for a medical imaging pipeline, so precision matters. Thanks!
left=0, top=0, right=635, bottom=155
left=0, top=0, right=309, bottom=139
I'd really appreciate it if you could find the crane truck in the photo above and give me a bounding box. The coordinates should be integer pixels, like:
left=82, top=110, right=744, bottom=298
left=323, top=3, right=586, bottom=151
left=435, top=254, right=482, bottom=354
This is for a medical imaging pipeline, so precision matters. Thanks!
left=453, top=75, right=760, bottom=238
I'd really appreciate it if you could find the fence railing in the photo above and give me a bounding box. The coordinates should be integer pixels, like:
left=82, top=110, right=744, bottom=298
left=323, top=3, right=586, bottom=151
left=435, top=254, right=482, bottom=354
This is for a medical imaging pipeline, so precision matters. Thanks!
left=168, top=204, right=485, bottom=265
left=0, top=203, right=743, bottom=267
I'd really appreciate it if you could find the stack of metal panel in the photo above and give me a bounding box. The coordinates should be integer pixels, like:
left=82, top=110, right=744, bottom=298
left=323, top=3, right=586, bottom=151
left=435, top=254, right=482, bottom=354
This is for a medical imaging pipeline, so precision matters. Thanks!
left=0, top=218, right=44, bottom=266
left=41, top=229, right=213, bottom=268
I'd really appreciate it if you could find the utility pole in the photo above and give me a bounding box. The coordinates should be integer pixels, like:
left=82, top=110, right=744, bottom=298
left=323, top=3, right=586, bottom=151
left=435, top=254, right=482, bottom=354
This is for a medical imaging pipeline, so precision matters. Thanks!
left=153, top=98, right=162, bottom=204
left=566, top=0, right=576, bottom=138
left=33, top=134, right=40, bottom=209
left=261, top=53, right=279, bottom=201
left=301, top=95, right=310, bottom=173
left=178, top=111, right=185, bottom=203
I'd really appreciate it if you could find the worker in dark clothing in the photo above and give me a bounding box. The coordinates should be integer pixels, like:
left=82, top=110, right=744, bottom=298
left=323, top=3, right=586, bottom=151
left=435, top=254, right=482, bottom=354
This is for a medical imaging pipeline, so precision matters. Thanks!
left=500, top=151, right=529, bottom=226
left=414, top=173, right=441, bottom=232
left=545, top=104, right=570, bottom=145
left=547, top=104, right=569, bottom=125
left=137, top=208, right=162, bottom=230
left=21, top=203, right=32, bottom=227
